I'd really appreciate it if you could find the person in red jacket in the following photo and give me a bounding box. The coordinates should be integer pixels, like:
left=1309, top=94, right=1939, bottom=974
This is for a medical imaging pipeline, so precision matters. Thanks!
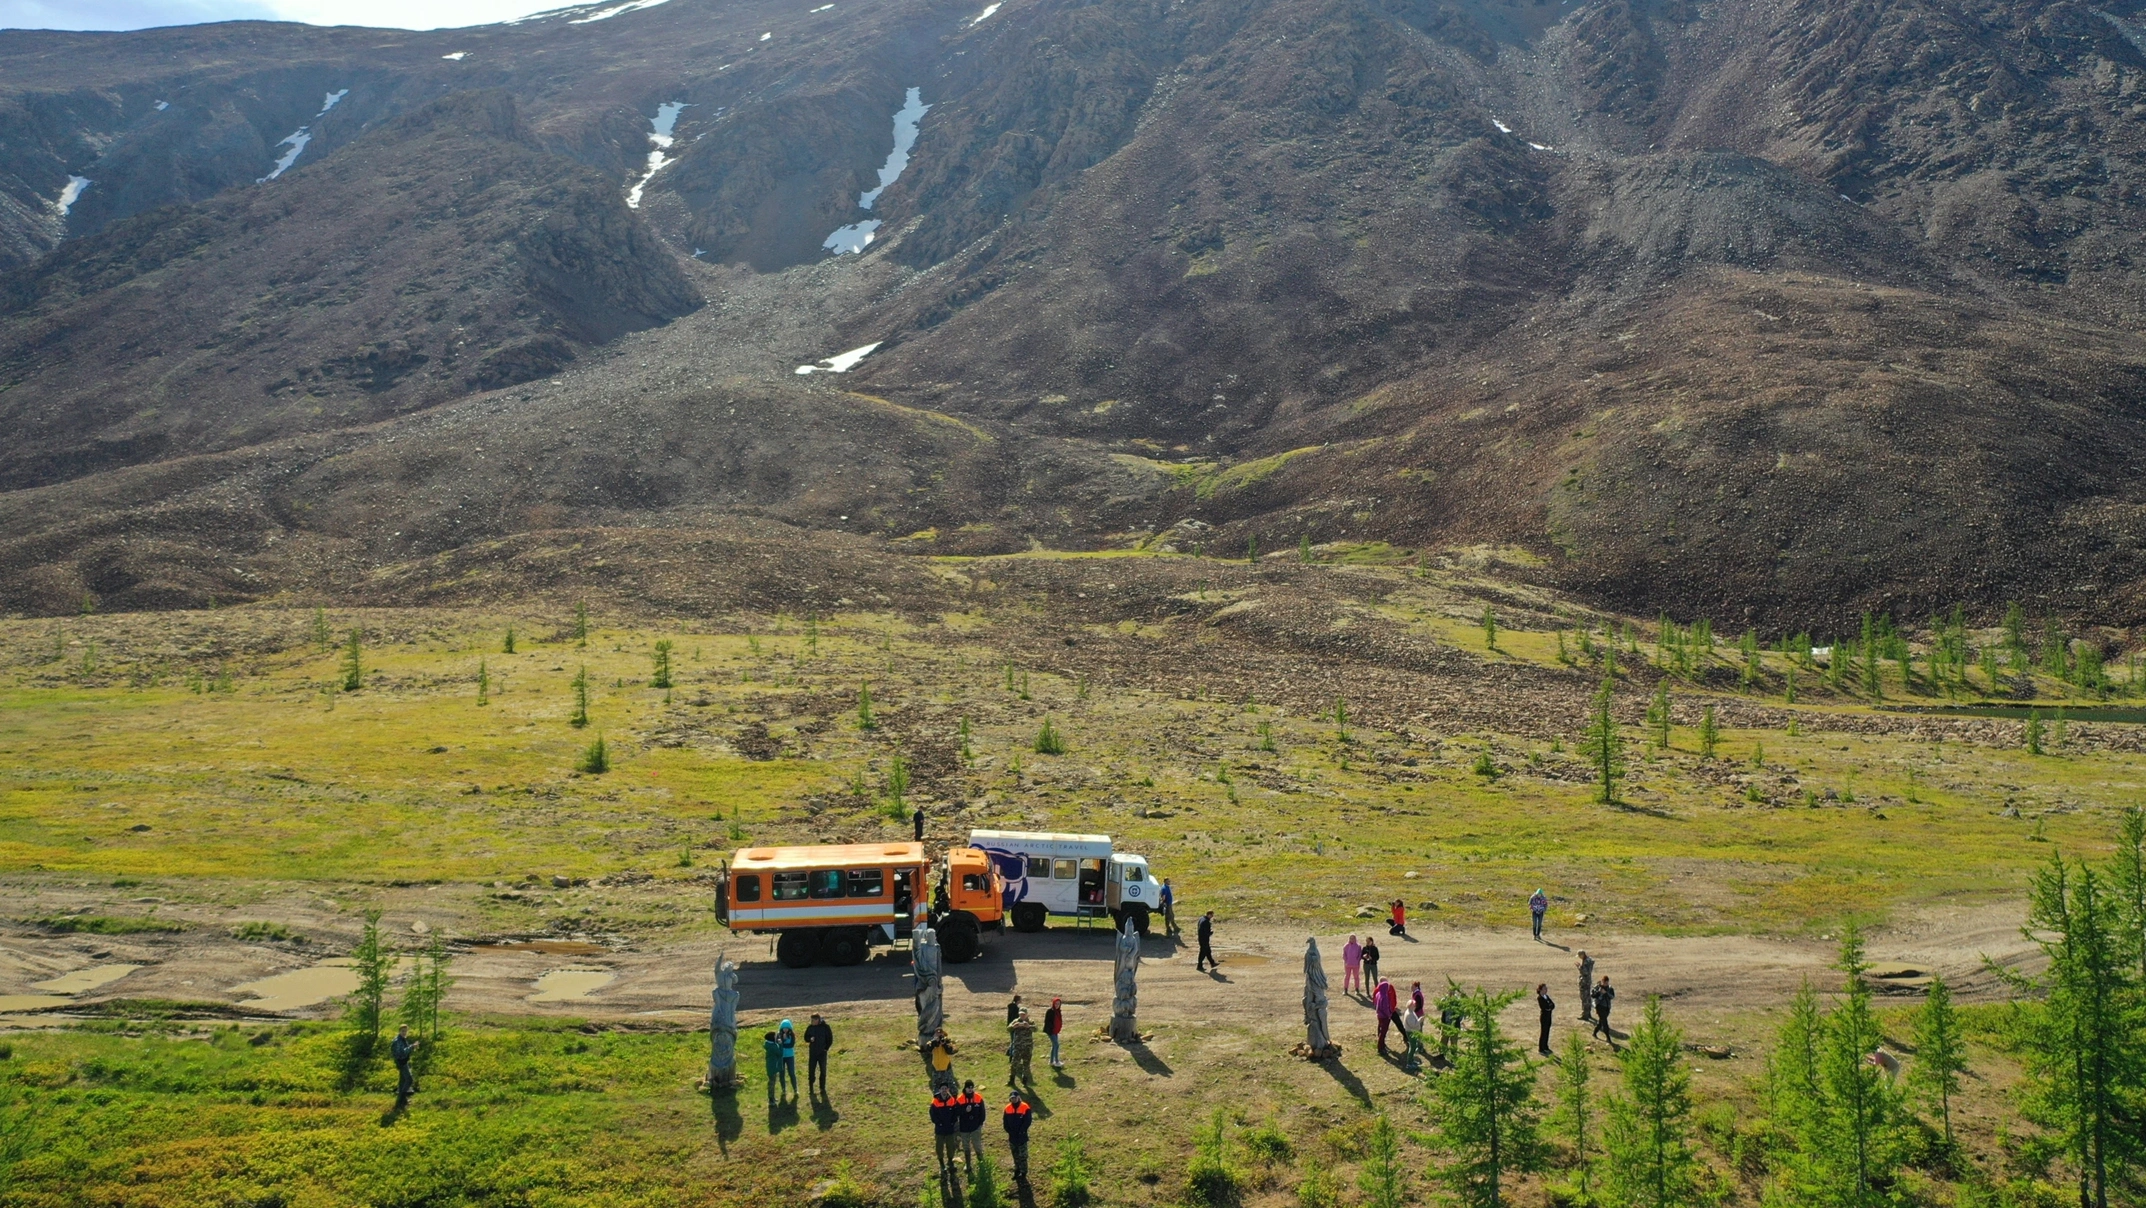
left=1044, top=997, right=1065, bottom=1069
left=1002, top=1089, right=1034, bottom=1185
left=1389, top=899, right=1407, bottom=937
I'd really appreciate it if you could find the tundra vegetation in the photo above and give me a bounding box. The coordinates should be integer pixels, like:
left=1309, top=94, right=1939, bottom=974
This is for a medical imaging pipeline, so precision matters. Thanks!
left=2, top=552, right=2144, bottom=1205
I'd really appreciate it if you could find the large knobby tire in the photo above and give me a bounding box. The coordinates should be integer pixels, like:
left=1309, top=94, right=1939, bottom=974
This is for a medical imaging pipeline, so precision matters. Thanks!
left=939, top=912, right=982, bottom=964
left=1121, top=905, right=1151, bottom=936
left=776, top=929, right=823, bottom=969
left=823, top=927, right=869, bottom=967
left=1011, top=903, right=1047, bottom=934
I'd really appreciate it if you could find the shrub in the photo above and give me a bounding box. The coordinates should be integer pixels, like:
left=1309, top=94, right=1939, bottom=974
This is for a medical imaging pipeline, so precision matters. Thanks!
left=233, top=921, right=301, bottom=943
left=30, top=915, right=184, bottom=935
left=1048, top=1136, right=1094, bottom=1206
left=1184, top=1109, right=1241, bottom=1207
left=577, top=736, right=610, bottom=774
left=1034, top=717, right=1067, bottom=756
left=966, top=1154, right=1006, bottom=1208
left=1241, top=1116, right=1293, bottom=1166
left=1295, top=1161, right=1340, bottom=1208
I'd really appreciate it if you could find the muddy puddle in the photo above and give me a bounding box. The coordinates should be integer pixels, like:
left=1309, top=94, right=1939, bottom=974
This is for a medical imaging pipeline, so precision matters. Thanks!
left=230, top=959, right=359, bottom=1011
left=474, top=941, right=609, bottom=956
left=32, top=964, right=140, bottom=995
left=0, top=995, right=70, bottom=1012
left=529, top=968, right=615, bottom=1002
left=1215, top=953, right=1272, bottom=966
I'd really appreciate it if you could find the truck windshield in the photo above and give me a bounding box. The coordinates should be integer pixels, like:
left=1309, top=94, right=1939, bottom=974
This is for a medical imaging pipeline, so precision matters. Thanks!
left=1124, top=865, right=1144, bottom=881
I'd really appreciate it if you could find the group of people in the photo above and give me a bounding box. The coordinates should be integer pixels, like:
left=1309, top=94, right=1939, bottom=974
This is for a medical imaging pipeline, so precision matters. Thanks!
left=920, top=993, right=1067, bottom=1191
left=760, top=1013, right=836, bottom=1103
left=1341, top=933, right=1622, bottom=1065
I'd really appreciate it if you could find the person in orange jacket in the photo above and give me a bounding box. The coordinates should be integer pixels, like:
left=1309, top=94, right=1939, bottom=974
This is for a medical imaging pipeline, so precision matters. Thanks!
left=1002, top=1089, right=1034, bottom=1185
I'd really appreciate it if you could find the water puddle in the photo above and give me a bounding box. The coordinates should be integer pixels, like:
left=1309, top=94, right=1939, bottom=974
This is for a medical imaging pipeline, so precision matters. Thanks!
left=529, top=968, right=615, bottom=1002
left=31, top=964, right=139, bottom=995
left=54, top=176, right=89, bottom=217
left=626, top=101, right=688, bottom=209
left=473, top=940, right=608, bottom=955
left=230, top=959, right=358, bottom=1011
left=794, top=342, right=882, bottom=375
left=822, top=221, right=881, bottom=254
left=1215, top=953, right=1271, bottom=966
left=0, top=995, right=69, bottom=1012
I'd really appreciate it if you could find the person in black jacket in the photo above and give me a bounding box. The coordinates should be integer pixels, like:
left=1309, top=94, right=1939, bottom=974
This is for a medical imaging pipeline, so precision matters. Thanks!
left=1591, top=975, right=1617, bottom=1050
left=955, top=1080, right=987, bottom=1175
left=804, top=1013, right=834, bottom=1097
left=1196, top=911, right=1218, bottom=972
left=1002, top=1090, right=1034, bottom=1184
left=929, top=1089, right=960, bottom=1177
left=1535, top=983, right=1555, bottom=1056
left=391, top=1025, right=419, bottom=1108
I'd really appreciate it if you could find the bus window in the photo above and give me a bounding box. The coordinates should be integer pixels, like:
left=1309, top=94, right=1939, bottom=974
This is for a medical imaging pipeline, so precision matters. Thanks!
left=1053, top=859, right=1077, bottom=880
left=1027, top=856, right=1051, bottom=879
left=773, top=872, right=810, bottom=901
left=847, top=868, right=885, bottom=898
left=810, top=870, right=846, bottom=899
left=1124, top=866, right=1145, bottom=882
left=734, top=874, right=761, bottom=902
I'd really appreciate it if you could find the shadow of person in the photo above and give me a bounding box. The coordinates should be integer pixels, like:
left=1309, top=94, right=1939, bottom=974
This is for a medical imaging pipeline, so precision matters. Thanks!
left=810, top=1091, right=840, bottom=1131
left=1397, top=933, right=1421, bottom=943
left=767, top=1094, right=800, bottom=1135
left=1542, top=940, right=1573, bottom=952
left=378, top=1101, right=407, bottom=1127
left=1122, top=1039, right=1173, bottom=1077
left=1014, top=1176, right=1038, bottom=1208
left=1204, top=969, right=1232, bottom=983
left=710, top=1083, right=743, bottom=1154
left=1053, top=1068, right=1077, bottom=1090
left=1020, top=1087, right=1051, bottom=1118
left=1317, top=1056, right=1372, bottom=1105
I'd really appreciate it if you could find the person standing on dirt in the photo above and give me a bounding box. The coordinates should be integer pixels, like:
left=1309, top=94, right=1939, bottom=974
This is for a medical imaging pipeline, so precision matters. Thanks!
left=1196, top=910, right=1218, bottom=972
left=1360, top=935, right=1380, bottom=988
left=762, top=1031, right=785, bottom=1105
left=1044, top=997, right=1065, bottom=1069
left=1342, top=935, right=1363, bottom=997
left=1409, top=980, right=1425, bottom=1021
left=913, top=805, right=926, bottom=842
left=956, top=1079, right=986, bottom=1175
left=1591, top=975, right=1616, bottom=1049
left=804, top=1013, right=834, bottom=1098
left=1389, top=900, right=1407, bottom=938
left=1397, top=1001, right=1428, bottom=1070
left=1530, top=888, right=1549, bottom=941
left=1003, top=1089, right=1034, bottom=1185
left=1373, top=978, right=1398, bottom=1055
left=777, top=1018, right=799, bottom=1098
left=1007, top=1008, right=1037, bottom=1088
left=930, top=1087, right=961, bottom=1178
left=391, top=1024, right=418, bottom=1109
left=1535, top=983, right=1556, bottom=1056
left=1159, top=878, right=1180, bottom=937
left=1577, top=951, right=1596, bottom=1022
left=927, top=1027, right=959, bottom=1096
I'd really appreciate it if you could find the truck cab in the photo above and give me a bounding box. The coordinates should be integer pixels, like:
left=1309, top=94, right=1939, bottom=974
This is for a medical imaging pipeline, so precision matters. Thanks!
left=1106, top=852, right=1153, bottom=916
left=929, top=846, right=1005, bottom=964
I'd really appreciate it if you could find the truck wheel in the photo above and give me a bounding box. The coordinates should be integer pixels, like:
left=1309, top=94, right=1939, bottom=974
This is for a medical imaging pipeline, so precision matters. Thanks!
left=1012, top=903, right=1047, bottom=933
left=776, top=929, right=823, bottom=969
left=823, top=927, right=869, bottom=967
left=940, top=912, right=982, bottom=964
left=1124, top=905, right=1152, bottom=936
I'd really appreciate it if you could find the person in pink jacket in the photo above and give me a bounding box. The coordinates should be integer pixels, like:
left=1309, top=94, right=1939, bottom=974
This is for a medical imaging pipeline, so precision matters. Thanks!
left=1341, top=935, right=1363, bottom=997
left=1373, top=978, right=1398, bottom=1054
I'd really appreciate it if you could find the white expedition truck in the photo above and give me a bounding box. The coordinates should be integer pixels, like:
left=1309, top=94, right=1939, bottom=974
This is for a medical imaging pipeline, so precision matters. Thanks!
left=966, top=829, right=1160, bottom=935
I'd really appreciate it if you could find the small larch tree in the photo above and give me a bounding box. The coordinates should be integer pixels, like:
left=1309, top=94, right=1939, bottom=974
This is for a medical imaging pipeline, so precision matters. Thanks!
left=1909, top=974, right=1967, bottom=1151
left=569, top=666, right=590, bottom=728
left=1697, top=706, right=1719, bottom=760
left=1426, top=985, right=1543, bottom=1208
left=339, top=629, right=363, bottom=692
left=1601, top=995, right=1704, bottom=1208
left=651, top=639, right=673, bottom=689
left=1583, top=678, right=1625, bottom=805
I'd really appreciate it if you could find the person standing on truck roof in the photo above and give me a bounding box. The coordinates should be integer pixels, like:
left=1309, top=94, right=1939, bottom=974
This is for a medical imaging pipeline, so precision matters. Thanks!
left=913, top=806, right=925, bottom=842
left=1003, top=1089, right=1034, bottom=1185
left=1159, top=878, right=1179, bottom=937
left=1196, top=910, right=1218, bottom=972
left=777, top=1018, right=799, bottom=1098
left=1044, top=997, right=1064, bottom=1069
left=804, top=1013, right=833, bottom=1098
left=1342, top=935, right=1363, bottom=997
left=1530, top=888, right=1550, bottom=941
left=1360, top=935, right=1380, bottom=988
left=762, top=1031, right=784, bottom=1105
left=930, top=1087, right=960, bottom=1178
left=1007, top=1008, right=1037, bottom=1089
left=927, top=1027, right=959, bottom=1096
left=956, top=1079, right=986, bottom=1175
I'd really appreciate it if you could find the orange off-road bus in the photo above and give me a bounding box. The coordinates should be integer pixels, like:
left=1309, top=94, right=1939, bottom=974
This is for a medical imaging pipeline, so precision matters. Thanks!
left=715, top=841, right=1004, bottom=967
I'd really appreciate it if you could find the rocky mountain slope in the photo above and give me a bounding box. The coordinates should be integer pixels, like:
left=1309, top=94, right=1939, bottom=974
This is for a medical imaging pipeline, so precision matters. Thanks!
left=6, top=0, right=2146, bottom=628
